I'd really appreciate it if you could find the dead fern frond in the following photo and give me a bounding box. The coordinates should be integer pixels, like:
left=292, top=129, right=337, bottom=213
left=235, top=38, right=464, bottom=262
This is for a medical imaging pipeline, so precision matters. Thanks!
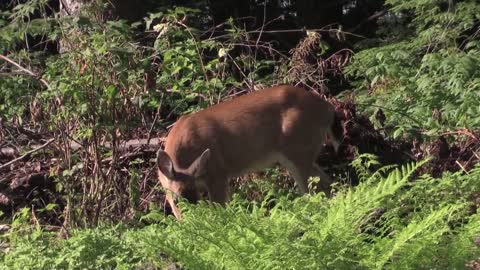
left=281, top=31, right=352, bottom=95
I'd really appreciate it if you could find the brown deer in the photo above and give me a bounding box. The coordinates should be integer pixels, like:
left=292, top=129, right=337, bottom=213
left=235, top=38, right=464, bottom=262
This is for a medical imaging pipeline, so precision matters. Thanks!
left=156, top=85, right=343, bottom=219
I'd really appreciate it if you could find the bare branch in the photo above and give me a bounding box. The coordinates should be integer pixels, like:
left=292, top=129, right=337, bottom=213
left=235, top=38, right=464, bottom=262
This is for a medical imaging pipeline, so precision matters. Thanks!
left=0, top=138, right=55, bottom=171
left=0, top=54, right=50, bottom=88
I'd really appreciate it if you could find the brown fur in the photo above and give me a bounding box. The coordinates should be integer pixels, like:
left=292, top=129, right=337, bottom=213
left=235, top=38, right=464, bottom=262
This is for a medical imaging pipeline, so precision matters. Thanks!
left=157, top=85, right=341, bottom=219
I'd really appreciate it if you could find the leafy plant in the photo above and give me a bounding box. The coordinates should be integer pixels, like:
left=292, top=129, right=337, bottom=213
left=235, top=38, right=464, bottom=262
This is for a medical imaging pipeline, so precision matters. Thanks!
left=1, top=2, right=281, bottom=226
left=346, top=0, right=480, bottom=139
left=2, top=157, right=479, bottom=269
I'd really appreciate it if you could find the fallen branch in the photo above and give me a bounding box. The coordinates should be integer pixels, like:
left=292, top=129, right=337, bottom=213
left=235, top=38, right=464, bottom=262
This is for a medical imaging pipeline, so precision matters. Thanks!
left=473, top=150, right=480, bottom=161
left=70, top=137, right=165, bottom=151
left=1, top=137, right=165, bottom=156
left=0, top=54, right=50, bottom=88
left=456, top=160, right=468, bottom=174
left=101, top=145, right=157, bottom=164
left=0, top=138, right=55, bottom=171
left=440, top=129, right=478, bottom=141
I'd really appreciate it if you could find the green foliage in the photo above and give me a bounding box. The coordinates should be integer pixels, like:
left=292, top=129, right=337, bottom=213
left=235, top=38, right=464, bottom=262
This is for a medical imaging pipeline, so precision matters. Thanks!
left=3, top=158, right=479, bottom=269
left=148, top=7, right=276, bottom=115
left=0, top=3, right=277, bottom=121
left=2, top=2, right=480, bottom=268
left=0, top=1, right=57, bottom=119
left=0, top=2, right=278, bottom=225
left=0, top=227, right=146, bottom=270
left=346, top=0, right=480, bottom=138
left=0, top=0, right=55, bottom=49
left=149, top=8, right=234, bottom=114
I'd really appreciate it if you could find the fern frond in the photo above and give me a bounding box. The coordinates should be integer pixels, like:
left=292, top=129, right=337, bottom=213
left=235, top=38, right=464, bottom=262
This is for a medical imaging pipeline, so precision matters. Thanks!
left=351, top=153, right=382, bottom=182
left=372, top=204, right=463, bottom=269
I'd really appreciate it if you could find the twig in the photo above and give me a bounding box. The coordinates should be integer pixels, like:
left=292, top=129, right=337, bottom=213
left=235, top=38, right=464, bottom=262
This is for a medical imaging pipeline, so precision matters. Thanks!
left=210, top=27, right=366, bottom=41
left=254, top=1, right=268, bottom=64
left=0, top=54, right=50, bottom=88
left=146, top=93, right=164, bottom=145
left=472, top=149, right=480, bottom=161
left=175, top=21, right=209, bottom=82
left=223, top=89, right=250, bottom=100
left=455, top=160, right=468, bottom=174
left=439, top=129, right=478, bottom=140
left=227, top=54, right=252, bottom=89
left=226, top=43, right=287, bottom=58
left=175, top=20, right=212, bottom=103
left=0, top=138, right=54, bottom=170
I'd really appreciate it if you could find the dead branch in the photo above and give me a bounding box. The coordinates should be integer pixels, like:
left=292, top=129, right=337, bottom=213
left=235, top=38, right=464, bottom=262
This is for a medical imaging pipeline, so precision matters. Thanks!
left=70, top=137, right=165, bottom=151
left=440, top=129, right=478, bottom=141
left=0, top=54, right=50, bottom=88
left=0, top=138, right=54, bottom=171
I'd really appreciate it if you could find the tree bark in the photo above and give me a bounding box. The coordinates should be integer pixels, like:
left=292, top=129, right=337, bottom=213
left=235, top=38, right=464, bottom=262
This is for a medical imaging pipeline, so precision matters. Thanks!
left=60, top=0, right=152, bottom=21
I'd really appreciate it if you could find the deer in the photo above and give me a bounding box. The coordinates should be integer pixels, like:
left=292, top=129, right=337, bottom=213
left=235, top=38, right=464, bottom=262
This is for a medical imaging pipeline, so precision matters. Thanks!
left=156, top=85, right=343, bottom=219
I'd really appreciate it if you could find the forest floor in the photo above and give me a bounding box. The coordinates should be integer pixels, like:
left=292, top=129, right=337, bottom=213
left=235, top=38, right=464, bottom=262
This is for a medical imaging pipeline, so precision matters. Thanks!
left=1, top=98, right=479, bottom=223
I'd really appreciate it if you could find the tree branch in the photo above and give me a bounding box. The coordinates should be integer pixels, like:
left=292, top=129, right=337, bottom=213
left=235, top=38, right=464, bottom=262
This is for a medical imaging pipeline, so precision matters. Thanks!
left=0, top=54, right=50, bottom=88
left=0, top=138, right=54, bottom=171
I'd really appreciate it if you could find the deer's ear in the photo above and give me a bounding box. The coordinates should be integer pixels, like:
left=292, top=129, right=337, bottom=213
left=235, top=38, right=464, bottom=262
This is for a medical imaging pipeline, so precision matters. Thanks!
left=156, top=149, right=176, bottom=179
left=188, top=148, right=211, bottom=178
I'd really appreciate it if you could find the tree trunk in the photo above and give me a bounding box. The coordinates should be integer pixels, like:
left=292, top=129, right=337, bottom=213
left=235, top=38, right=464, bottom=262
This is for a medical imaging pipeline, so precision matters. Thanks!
left=60, top=0, right=151, bottom=22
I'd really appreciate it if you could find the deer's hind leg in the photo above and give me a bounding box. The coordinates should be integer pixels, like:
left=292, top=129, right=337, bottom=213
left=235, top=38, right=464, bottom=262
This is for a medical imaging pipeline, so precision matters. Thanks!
left=279, top=147, right=334, bottom=195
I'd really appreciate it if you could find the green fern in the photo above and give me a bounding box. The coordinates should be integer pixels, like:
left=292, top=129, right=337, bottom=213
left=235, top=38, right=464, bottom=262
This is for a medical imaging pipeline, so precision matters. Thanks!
left=2, top=160, right=480, bottom=269
left=346, top=0, right=480, bottom=138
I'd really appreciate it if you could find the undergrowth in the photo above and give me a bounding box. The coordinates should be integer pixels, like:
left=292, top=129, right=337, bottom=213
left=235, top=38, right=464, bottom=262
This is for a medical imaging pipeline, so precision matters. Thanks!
left=1, top=156, right=479, bottom=269
left=346, top=0, right=480, bottom=139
